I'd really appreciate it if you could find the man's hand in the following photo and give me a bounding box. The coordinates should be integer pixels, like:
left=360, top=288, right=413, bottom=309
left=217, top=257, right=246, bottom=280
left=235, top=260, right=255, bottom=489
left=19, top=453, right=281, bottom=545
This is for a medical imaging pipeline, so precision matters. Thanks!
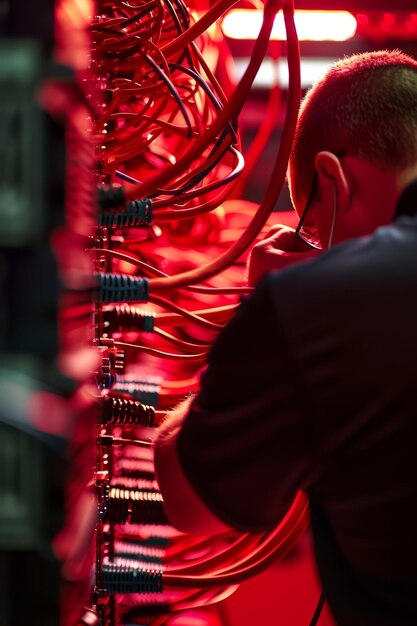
left=247, top=224, right=322, bottom=287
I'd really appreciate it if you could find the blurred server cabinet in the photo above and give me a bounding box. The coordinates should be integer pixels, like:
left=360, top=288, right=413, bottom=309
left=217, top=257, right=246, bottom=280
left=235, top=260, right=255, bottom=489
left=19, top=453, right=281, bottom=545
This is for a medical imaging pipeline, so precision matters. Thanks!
left=0, top=2, right=69, bottom=625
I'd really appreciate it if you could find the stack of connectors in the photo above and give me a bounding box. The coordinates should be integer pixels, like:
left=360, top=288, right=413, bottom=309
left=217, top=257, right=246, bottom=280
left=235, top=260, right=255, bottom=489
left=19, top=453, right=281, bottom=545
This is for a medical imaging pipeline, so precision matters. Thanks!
left=91, top=227, right=171, bottom=624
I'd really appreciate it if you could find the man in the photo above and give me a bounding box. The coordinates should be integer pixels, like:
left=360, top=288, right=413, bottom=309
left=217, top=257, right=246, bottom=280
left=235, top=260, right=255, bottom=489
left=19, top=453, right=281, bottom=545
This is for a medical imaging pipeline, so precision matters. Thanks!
left=154, top=50, right=417, bottom=625
left=248, top=48, right=417, bottom=285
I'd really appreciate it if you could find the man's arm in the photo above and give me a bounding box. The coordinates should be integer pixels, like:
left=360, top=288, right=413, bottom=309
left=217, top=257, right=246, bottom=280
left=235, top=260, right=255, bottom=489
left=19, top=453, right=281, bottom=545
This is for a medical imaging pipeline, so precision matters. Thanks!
left=154, top=274, right=311, bottom=535
left=154, top=396, right=233, bottom=535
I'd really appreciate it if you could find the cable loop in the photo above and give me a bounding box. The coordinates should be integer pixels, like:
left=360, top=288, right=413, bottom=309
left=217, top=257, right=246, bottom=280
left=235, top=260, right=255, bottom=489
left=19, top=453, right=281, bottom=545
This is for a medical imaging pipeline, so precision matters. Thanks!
left=104, top=305, right=155, bottom=333
left=100, top=198, right=153, bottom=227
left=97, top=273, right=150, bottom=302
left=102, top=393, right=156, bottom=426
left=106, top=488, right=167, bottom=525
left=102, top=561, right=163, bottom=593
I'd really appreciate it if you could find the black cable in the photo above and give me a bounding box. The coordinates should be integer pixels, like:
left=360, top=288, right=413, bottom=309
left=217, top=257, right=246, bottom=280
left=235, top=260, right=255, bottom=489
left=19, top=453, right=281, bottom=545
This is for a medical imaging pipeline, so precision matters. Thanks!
left=153, top=139, right=232, bottom=196
left=171, top=0, right=191, bottom=30
left=121, top=4, right=156, bottom=28
left=144, top=54, right=193, bottom=138
left=163, top=0, right=194, bottom=68
left=309, top=588, right=326, bottom=626
left=169, top=63, right=224, bottom=114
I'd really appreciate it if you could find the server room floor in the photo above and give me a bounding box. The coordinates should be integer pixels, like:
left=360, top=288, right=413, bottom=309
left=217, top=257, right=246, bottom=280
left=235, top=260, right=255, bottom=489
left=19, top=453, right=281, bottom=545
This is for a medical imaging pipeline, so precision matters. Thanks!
left=223, top=530, right=336, bottom=626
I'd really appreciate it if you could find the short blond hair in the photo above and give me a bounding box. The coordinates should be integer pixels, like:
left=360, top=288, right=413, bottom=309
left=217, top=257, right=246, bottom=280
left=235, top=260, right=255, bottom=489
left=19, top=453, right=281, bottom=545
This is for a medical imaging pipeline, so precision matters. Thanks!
left=288, top=50, right=417, bottom=205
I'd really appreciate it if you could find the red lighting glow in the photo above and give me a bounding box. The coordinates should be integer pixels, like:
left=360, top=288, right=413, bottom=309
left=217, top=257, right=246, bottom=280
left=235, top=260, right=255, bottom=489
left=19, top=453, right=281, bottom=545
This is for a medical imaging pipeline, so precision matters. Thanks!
left=221, top=10, right=357, bottom=42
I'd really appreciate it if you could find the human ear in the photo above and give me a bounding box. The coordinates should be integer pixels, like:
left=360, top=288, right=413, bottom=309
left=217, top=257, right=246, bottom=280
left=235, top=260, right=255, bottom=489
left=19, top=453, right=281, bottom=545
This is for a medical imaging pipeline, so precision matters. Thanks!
left=315, top=151, right=350, bottom=211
